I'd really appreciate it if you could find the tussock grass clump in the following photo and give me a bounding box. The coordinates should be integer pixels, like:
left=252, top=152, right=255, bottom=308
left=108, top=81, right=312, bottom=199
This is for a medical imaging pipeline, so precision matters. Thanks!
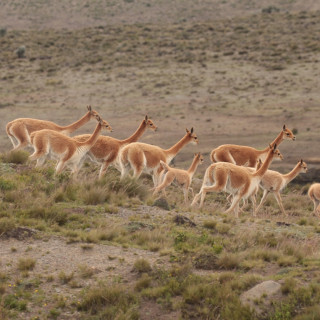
left=203, top=219, right=217, bottom=230
left=134, top=274, right=152, bottom=292
left=22, top=207, right=68, bottom=226
left=0, top=217, right=15, bottom=234
left=1, top=151, right=29, bottom=164
left=0, top=177, right=16, bottom=191
left=17, top=258, right=36, bottom=271
left=108, top=175, right=148, bottom=200
left=58, top=271, right=74, bottom=284
left=83, top=186, right=109, bottom=205
left=78, top=283, right=138, bottom=317
left=281, top=278, right=297, bottom=295
left=133, top=259, right=152, bottom=274
left=78, top=265, right=95, bottom=279
left=216, top=252, right=241, bottom=270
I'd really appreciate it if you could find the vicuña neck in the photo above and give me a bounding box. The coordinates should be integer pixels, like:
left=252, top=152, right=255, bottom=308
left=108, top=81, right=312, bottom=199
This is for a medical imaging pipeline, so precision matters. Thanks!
left=165, top=133, right=190, bottom=157
left=253, top=149, right=274, bottom=177
left=120, top=120, right=146, bottom=145
left=282, top=163, right=302, bottom=183
left=270, top=130, right=284, bottom=147
left=61, top=112, right=91, bottom=133
left=79, top=122, right=102, bottom=147
left=187, top=157, right=200, bottom=176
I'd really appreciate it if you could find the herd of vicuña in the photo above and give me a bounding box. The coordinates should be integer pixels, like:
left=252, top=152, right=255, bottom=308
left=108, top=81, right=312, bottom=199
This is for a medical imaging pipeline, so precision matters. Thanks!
left=5, top=106, right=319, bottom=218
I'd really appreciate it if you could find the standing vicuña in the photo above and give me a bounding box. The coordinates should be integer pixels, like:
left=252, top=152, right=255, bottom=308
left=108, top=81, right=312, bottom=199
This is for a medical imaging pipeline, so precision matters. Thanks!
left=6, top=106, right=99, bottom=151
left=210, top=125, right=295, bottom=167
left=308, top=183, right=320, bottom=217
left=29, top=115, right=112, bottom=175
left=153, top=152, right=204, bottom=204
left=192, top=144, right=278, bottom=217
left=254, top=160, right=308, bottom=216
left=74, top=115, right=157, bottom=178
left=119, top=128, right=198, bottom=186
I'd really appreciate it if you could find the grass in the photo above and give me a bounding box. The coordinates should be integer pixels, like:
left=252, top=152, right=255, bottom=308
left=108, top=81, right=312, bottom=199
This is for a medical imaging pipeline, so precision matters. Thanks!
left=17, top=258, right=36, bottom=271
left=1, top=6, right=320, bottom=318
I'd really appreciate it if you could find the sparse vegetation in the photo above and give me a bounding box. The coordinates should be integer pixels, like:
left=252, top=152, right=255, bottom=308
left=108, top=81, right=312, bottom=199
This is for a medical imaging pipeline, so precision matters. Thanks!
left=1, top=1, right=320, bottom=319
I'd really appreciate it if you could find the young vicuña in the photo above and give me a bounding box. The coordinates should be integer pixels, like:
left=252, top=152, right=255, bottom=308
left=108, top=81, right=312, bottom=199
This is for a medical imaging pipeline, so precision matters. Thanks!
left=119, top=128, right=198, bottom=186
left=153, top=152, right=204, bottom=204
left=74, top=115, right=157, bottom=178
left=29, top=115, right=112, bottom=175
left=6, top=106, right=99, bottom=151
left=254, top=159, right=308, bottom=216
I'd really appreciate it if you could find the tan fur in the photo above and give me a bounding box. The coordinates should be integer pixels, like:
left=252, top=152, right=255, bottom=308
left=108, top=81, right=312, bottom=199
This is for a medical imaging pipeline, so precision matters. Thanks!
left=210, top=125, right=294, bottom=167
left=192, top=144, right=278, bottom=217
left=29, top=115, right=112, bottom=175
left=6, top=106, right=99, bottom=151
left=227, top=149, right=283, bottom=213
left=74, top=115, right=157, bottom=178
left=153, top=153, right=204, bottom=204
left=308, top=183, right=320, bottom=217
left=254, top=160, right=308, bottom=216
left=119, top=128, right=198, bottom=186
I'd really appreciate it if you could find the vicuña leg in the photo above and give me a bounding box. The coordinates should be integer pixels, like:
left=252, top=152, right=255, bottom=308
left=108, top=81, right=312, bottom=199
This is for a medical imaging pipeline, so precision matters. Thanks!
left=153, top=172, right=175, bottom=196
left=274, top=192, right=287, bottom=216
left=254, top=189, right=270, bottom=215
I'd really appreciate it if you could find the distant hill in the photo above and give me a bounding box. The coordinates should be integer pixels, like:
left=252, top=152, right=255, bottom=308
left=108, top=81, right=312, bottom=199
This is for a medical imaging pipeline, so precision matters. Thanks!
left=1, top=0, right=320, bottom=30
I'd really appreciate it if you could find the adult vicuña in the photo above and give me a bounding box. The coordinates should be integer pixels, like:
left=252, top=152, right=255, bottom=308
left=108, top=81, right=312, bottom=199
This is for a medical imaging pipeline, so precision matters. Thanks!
left=119, top=128, right=198, bottom=186
left=191, top=144, right=278, bottom=217
left=254, top=159, right=308, bottom=216
left=153, top=152, right=204, bottom=204
left=74, top=115, right=157, bottom=178
left=210, top=125, right=295, bottom=167
left=308, top=183, right=320, bottom=217
left=226, top=148, right=284, bottom=213
left=6, top=106, right=99, bottom=151
left=29, top=115, right=112, bottom=175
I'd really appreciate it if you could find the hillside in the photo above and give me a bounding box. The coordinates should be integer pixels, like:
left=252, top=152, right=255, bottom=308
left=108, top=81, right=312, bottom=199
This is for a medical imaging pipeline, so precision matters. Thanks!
left=1, top=1, right=320, bottom=319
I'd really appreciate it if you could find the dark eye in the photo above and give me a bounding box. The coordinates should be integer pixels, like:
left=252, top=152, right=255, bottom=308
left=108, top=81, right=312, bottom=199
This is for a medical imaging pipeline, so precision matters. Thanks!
left=149, top=123, right=152, bottom=126
left=286, top=133, right=290, bottom=136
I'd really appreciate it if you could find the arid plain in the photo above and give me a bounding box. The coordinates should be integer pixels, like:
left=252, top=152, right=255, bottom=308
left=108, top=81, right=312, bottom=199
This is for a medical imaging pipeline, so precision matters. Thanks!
left=1, top=1, right=320, bottom=319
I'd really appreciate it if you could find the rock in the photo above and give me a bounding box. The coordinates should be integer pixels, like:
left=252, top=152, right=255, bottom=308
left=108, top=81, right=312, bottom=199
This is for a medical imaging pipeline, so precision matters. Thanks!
left=152, top=197, right=170, bottom=211
left=240, top=280, right=281, bottom=315
left=173, top=215, right=196, bottom=227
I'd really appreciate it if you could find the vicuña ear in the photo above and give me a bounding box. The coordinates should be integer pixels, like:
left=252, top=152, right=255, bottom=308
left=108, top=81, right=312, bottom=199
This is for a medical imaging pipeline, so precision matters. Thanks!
left=186, top=128, right=189, bottom=133
left=95, top=115, right=101, bottom=121
left=145, top=115, right=148, bottom=122
left=87, top=105, right=92, bottom=112
left=273, top=144, right=277, bottom=150
left=300, top=159, right=303, bottom=164
left=190, top=127, right=194, bottom=134
left=283, top=124, right=286, bottom=130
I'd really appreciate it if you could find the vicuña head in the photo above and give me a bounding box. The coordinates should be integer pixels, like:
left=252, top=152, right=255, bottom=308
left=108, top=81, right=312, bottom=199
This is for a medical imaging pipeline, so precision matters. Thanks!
left=186, top=127, right=198, bottom=145
left=281, top=124, right=296, bottom=141
left=87, top=105, right=99, bottom=118
left=144, top=115, right=158, bottom=131
left=95, top=114, right=113, bottom=132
